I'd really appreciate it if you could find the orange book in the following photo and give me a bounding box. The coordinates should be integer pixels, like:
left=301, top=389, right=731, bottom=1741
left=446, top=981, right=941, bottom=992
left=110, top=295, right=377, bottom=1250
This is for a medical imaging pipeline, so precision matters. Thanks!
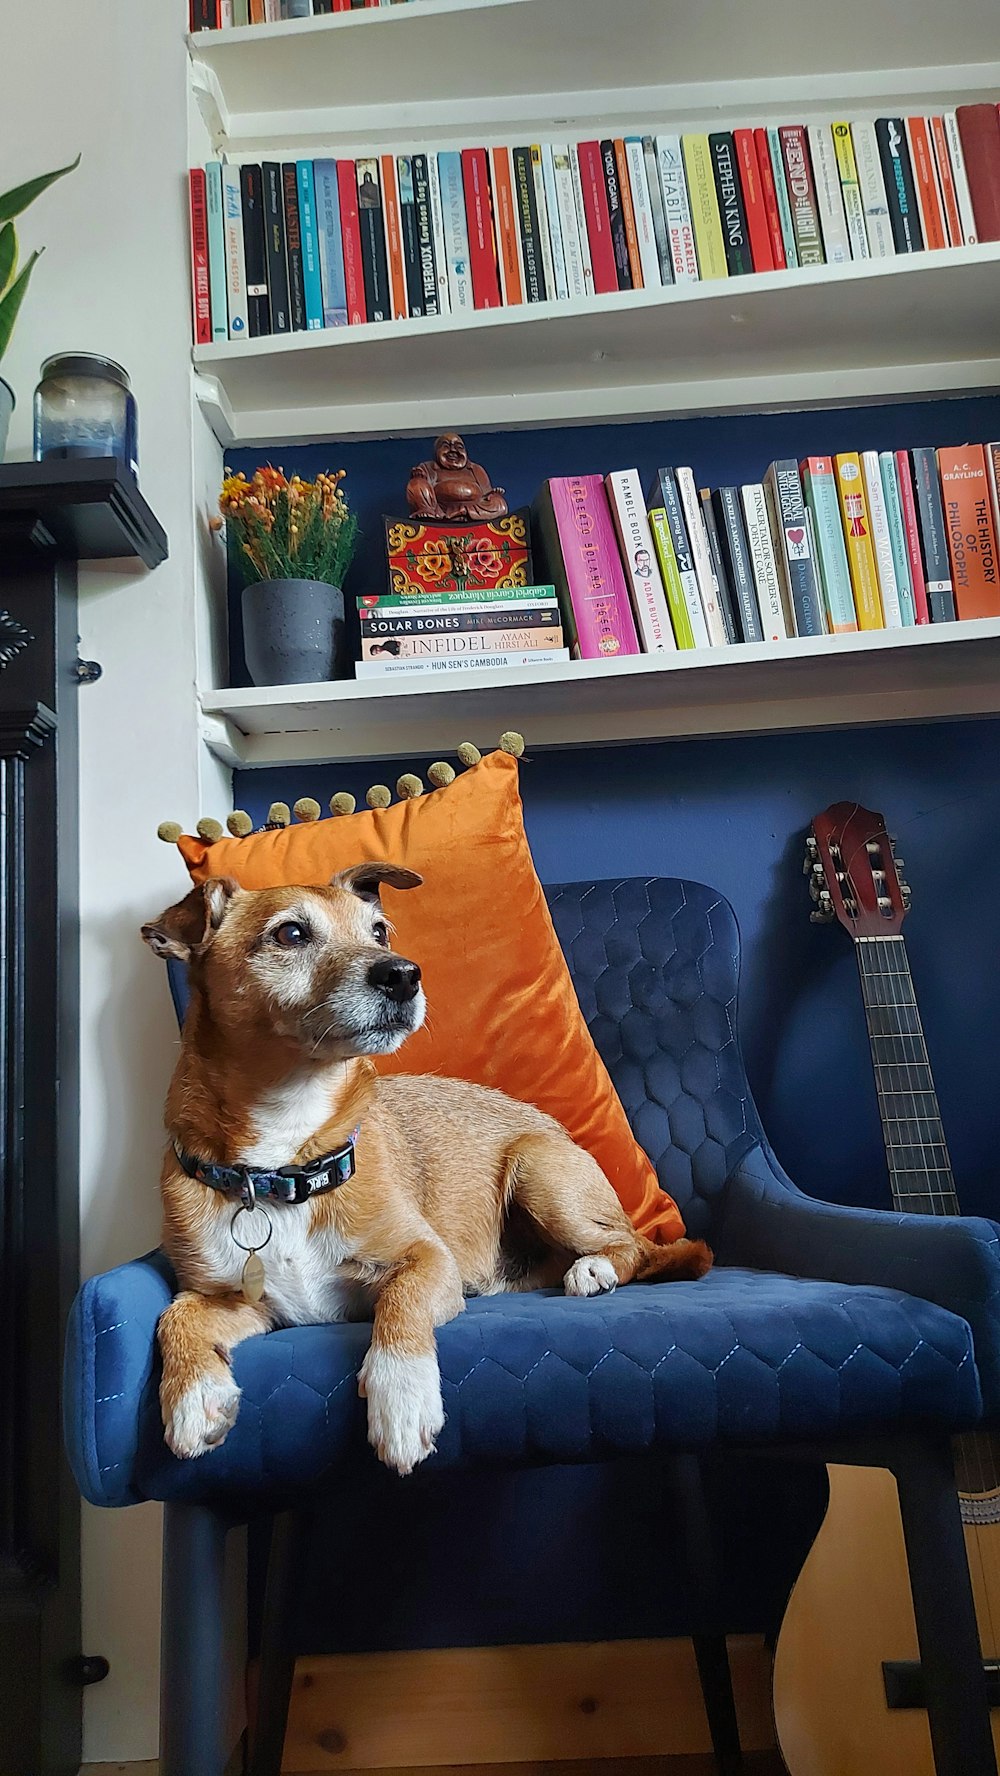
left=906, top=118, right=947, bottom=249
left=380, top=155, right=408, bottom=321
left=930, top=115, right=964, bottom=246
left=249, top=0, right=265, bottom=19
left=938, top=445, right=1000, bottom=618
left=833, top=453, right=884, bottom=630
left=489, top=146, right=523, bottom=306
left=613, top=139, right=644, bottom=287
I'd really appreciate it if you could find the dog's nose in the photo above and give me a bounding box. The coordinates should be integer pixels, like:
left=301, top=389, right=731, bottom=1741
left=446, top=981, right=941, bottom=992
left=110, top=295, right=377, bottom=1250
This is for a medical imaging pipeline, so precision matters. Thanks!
left=368, top=955, right=421, bottom=1002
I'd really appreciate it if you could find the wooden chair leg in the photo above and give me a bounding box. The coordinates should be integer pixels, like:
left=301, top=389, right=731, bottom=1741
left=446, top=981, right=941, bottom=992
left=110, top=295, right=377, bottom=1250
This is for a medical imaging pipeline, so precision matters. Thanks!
left=160, top=1502, right=229, bottom=1776
left=248, top=1508, right=310, bottom=1776
left=667, top=1454, right=744, bottom=1776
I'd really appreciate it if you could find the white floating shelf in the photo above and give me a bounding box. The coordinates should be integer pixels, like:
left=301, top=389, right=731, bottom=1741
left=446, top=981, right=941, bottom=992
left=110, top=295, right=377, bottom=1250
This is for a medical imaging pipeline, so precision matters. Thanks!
left=193, top=245, right=1000, bottom=445
left=200, top=618, right=1000, bottom=768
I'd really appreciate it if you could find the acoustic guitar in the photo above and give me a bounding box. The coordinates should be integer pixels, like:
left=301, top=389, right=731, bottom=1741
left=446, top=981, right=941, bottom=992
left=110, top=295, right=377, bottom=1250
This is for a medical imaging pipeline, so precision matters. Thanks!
left=772, top=801, right=1000, bottom=1776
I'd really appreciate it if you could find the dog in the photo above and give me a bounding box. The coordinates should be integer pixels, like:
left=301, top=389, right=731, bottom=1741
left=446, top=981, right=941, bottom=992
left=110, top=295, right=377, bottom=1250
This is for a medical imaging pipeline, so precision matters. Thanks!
left=142, top=864, right=712, bottom=1476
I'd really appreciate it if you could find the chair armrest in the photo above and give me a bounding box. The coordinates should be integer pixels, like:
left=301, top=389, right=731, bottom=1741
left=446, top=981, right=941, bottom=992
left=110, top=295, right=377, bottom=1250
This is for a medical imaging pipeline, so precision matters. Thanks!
left=64, top=1249, right=175, bottom=1508
left=718, top=1144, right=1000, bottom=1412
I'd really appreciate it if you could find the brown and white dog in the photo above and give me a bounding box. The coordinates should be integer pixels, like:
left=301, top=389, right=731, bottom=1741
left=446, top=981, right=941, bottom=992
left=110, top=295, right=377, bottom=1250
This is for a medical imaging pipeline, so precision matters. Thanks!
left=143, top=865, right=711, bottom=1476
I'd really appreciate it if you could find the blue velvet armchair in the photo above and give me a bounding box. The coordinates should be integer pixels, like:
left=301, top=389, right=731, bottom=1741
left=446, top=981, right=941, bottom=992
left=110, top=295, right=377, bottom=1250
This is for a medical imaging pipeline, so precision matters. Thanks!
left=65, top=878, right=1000, bottom=1776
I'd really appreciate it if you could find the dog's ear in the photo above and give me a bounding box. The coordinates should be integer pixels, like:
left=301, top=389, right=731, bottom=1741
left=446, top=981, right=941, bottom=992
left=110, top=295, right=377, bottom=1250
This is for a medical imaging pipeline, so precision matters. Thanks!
left=332, top=862, right=423, bottom=905
left=141, top=878, right=241, bottom=962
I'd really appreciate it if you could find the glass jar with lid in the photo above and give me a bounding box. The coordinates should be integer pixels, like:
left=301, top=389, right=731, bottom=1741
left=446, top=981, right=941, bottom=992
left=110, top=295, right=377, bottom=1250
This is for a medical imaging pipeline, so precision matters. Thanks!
left=33, top=353, right=138, bottom=478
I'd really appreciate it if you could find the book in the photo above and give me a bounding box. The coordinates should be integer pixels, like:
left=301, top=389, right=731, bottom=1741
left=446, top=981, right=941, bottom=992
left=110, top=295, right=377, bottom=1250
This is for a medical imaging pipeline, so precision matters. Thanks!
left=753, top=128, right=786, bottom=269
left=943, top=113, right=979, bottom=244
left=956, top=104, right=1000, bottom=241
left=356, top=158, right=390, bottom=322
left=313, top=159, right=348, bottom=328
left=205, top=161, right=228, bottom=343
left=601, top=140, right=633, bottom=290
left=531, top=145, right=557, bottom=301
left=296, top=160, right=324, bottom=329
left=461, top=148, right=500, bottom=308
left=733, top=128, right=773, bottom=272
left=830, top=123, right=869, bottom=260
left=641, top=136, right=673, bottom=285
left=512, top=145, right=547, bottom=301
left=911, top=446, right=957, bottom=622
left=359, top=586, right=561, bottom=611
left=540, top=145, right=569, bottom=301
left=766, top=126, right=799, bottom=268
left=681, top=136, right=727, bottom=280
left=833, top=453, right=884, bottom=630
left=713, top=486, right=764, bottom=643
left=800, top=456, right=858, bottom=632
left=778, top=127, right=824, bottom=265
left=411, top=154, right=439, bottom=316
left=613, top=139, right=643, bottom=288
left=553, top=146, right=587, bottom=298
left=625, top=138, right=662, bottom=290
left=928, top=116, right=964, bottom=248
left=894, top=450, right=931, bottom=624
left=281, top=163, right=306, bottom=330
left=675, top=467, right=728, bottom=645
left=876, top=118, right=924, bottom=252
left=764, top=459, right=825, bottom=636
left=490, top=146, right=524, bottom=306
left=655, top=136, right=699, bottom=283
left=426, top=151, right=451, bottom=317
left=699, top=489, right=737, bottom=643
left=380, top=154, right=408, bottom=321
left=709, top=132, right=752, bottom=275
left=221, top=161, right=248, bottom=339
left=577, top=141, right=618, bottom=294
left=741, top=482, right=791, bottom=641
left=860, top=450, right=904, bottom=628
left=533, top=477, right=641, bottom=660
left=648, top=509, right=696, bottom=649
left=240, top=164, right=270, bottom=337
left=938, top=444, right=1000, bottom=618
left=606, top=469, right=676, bottom=651
left=905, top=117, right=947, bottom=250
left=879, top=452, right=917, bottom=626
left=569, top=145, right=596, bottom=296
left=438, top=152, right=473, bottom=311
left=355, top=649, right=570, bottom=678
left=850, top=121, right=894, bottom=257
left=336, top=160, right=366, bottom=324
left=188, top=169, right=212, bottom=345
left=807, top=124, right=850, bottom=264
left=396, top=157, right=424, bottom=317
left=988, top=444, right=1000, bottom=552
left=361, top=620, right=563, bottom=660
left=262, top=162, right=291, bottom=333
left=647, top=468, right=710, bottom=648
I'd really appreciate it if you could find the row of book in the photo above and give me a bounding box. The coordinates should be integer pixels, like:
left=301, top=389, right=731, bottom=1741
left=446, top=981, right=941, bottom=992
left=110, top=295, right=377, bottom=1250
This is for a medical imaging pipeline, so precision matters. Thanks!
left=190, top=0, right=415, bottom=26
left=188, top=106, right=1000, bottom=342
left=355, top=587, right=570, bottom=677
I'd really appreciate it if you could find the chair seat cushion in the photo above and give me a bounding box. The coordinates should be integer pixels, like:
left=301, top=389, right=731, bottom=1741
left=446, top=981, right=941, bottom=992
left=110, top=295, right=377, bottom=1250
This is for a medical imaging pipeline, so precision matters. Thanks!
left=134, top=1267, right=981, bottom=1504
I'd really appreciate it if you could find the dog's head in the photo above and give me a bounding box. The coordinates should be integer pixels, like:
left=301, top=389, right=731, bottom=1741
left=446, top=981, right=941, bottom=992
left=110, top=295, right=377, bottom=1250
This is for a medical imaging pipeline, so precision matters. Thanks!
left=141, top=864, right=425, bottom=1060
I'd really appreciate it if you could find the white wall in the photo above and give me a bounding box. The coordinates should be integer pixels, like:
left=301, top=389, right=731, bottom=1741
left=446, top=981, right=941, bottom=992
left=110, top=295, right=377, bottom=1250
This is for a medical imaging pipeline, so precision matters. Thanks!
left=3, top=0, right=227, bottom=1758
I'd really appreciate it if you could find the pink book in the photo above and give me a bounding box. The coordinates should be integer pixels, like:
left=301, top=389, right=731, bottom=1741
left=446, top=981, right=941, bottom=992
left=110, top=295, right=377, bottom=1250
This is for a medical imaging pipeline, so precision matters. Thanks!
left=894, top=449, right=930, bottom=624
left=537, top=476, right=640, bottom=659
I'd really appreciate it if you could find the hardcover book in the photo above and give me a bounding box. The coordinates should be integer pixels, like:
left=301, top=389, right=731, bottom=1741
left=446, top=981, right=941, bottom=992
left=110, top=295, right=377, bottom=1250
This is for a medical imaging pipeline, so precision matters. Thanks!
left=894, top=450, right=931, bottom=624
left=533, top=478, right=641, bottom=659
left=281, top=163, right=306, bottom=330
left=937, top=445, right=1000, bottom=619
left=462, top=148, right=501, bottom=308
left=879, top=451, right=917, bottom=626
left=800, top=456, right=858, bottom=632
left=850, top=121, right=895, bottom=257
left=648, top=509, right=696, bottom=649
left=740, top=482, right=790, bottom=641
left=296, top=160, right=325, bottom=329
left=911, top=446, right=957, bottom=622
left=606, top=469, right=676, bottom=651
left=733, top=127, right=773, bottom=272
left=763, top=458, right=825, bottom=635
left=676, top=467, right=728, bottom=644
left=876, top=118, right=924, bottom=252
left=832, top=453, right=884, bottom=630
left=647, top=467, right=709, bottom=647
left=601, top=139, right=633, bottom=289
left=336, top=160, right=366, bottom=325
left=861, top=449, right=904, bottom=627
left=262, top=161, right=291, bottom=333
left=438, top=152, right=473, bottom=311
left=656, top=135, right=700, bottom=282
left=512, top=146, right=547, bottom=301
left=778, top=127, right=825, bottom=265
left=708, top=132, right=752, bottom=275
left=807, top=124, right=850, bottom=264
left=713, top=486, right=764, bottom=642
left=313, top=159, right=348, bottom=328
left=830, top=123, right=870, bottom=261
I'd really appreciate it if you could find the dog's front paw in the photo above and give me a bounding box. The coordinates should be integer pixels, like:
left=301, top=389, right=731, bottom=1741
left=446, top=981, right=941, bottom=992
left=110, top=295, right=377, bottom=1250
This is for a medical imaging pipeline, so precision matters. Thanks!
left=358, top=1346, right=444, bottom=1476
left=162, top=1367, right=242, bottom=1460
left=564, top=1254, right=618, bottom=1297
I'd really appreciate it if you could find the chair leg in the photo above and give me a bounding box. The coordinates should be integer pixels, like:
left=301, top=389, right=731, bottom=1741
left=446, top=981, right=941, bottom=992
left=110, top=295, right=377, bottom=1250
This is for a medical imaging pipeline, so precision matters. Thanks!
left=248, top=1508, right=310, bottom=1776
left=893, top=1436, right=997, bottom=1776
left=160, top=1501, right=229, bottom=1776
left=667, top=1454, right=744, bottom=1776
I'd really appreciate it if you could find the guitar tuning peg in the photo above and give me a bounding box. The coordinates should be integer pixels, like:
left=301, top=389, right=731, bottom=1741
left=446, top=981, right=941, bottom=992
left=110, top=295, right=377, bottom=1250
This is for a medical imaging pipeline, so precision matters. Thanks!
left=810, top=907, right=835, bottom=924
left=865, top=840, right=880, bottom=856
left=888, top=833, right=898, bottom=845
left=809, top=878, right=820, bottom=901
left=893, top=858, right=905, bottom=873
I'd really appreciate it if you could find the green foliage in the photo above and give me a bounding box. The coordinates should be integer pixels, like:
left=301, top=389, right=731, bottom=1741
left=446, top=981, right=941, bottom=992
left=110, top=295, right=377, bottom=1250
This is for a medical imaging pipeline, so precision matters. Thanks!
left=0, top=155, right=79, bottom=364
left=224, top=475, right=359, bottom=589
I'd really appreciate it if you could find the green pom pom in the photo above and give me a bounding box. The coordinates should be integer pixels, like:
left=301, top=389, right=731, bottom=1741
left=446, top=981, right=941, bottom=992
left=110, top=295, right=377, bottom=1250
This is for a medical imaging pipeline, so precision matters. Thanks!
left=227, top=811, right=253, bottom=837
left=457, top=742, right=481, bottom=768
left=396, top=773, right=423, bottom=800
left=427, top=760, right=456, bottom=788
left=499, top=730, right=525, bottom=758
left=196, top=817, right=224, bottom=843
left=266, top=802, right=291, bottom=828
left=293, top=797, right=322, bottom=823
left=366, top=784, right=391, bottom=809
left=157, top=820, right=183, bottom=844
left=329, top=792, right=356, bottom=817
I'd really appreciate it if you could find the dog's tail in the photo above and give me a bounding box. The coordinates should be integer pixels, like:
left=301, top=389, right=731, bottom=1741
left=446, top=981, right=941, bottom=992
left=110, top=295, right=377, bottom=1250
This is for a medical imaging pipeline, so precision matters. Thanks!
left=635, top=1235, right=713, bottom=1283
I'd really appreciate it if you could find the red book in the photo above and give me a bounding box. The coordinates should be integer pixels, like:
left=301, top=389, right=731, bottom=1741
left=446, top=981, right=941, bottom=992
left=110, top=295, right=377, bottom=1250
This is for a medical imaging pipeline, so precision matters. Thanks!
left=337, top=160, right=366, bottom=324
left=929, top=115, right=964, bottom=246
left=906, top=118, right=947, bottom=249
left=332, top=1, right=351, bottom=11
left=956, top=104, right=1000, bottom=241
left=461, top=149, right=501, bottom=309
left=187, top=169, right=212, bottom=345
left=894, top=450, right=930, bottom=624
left=753, top=126, right=786, bottom=269
left=734, top=127, right=774, bottom=272
left=577, top=141, right=618, bottom=294
left=189, top=0, right=220, bottom=27
left=938, top=444, right=1000, bottom=619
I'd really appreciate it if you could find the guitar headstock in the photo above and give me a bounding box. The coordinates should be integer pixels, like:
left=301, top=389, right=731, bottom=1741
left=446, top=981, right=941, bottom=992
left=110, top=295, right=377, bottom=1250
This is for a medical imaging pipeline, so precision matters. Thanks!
left=805, top=802, right=911, bottom=937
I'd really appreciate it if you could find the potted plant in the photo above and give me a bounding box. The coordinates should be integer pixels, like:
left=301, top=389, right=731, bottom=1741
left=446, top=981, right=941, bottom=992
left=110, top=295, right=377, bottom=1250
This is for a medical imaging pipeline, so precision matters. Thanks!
left=0, top=156, right=80, bottom=459
left=221, top=465, right=359, bottom=687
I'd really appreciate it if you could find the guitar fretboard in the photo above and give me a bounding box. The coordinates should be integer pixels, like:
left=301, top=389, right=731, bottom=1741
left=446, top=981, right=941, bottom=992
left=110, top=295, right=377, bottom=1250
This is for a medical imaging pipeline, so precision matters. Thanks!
left=855, top=935, right=958, bottom=1217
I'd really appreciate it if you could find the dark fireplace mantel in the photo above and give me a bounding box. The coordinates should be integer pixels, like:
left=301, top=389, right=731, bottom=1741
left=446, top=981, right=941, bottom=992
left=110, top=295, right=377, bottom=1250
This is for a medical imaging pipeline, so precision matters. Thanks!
left=0, top=460, right=167, bottom=1776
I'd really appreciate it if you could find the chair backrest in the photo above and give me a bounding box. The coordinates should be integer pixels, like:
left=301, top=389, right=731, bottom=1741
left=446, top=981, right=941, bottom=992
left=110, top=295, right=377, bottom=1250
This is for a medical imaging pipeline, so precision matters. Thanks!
left=167, top=876, right=761, bottom=1242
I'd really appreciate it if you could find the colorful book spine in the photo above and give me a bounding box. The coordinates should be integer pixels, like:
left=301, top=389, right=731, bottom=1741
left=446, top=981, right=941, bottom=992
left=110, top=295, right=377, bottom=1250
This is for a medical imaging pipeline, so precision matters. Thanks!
left=879, top=451, right=917, bottom=626
left=681, top=136, right=728, bottom=280
left=860, top=450, right=903, bottom=627
left=531, top=144, right=558, bottom=299
left=911, top=446, right=957, bottom=621
left=943, top=113, right=979, bottom=244
left=281, top=163, right=306, bottom=330
left=438, top=152, right=473, bottom=311
left=336, top=159, right=366, bottom=324
left=733, top=127, right=773, bottom=272
left=905, top=117, right=947, bottom=249
left=656, top=135, right=700, bottom=282
left=380, top=154, right=408, bottom=321
left=956, top=103, right=1000, bottom=242
left=221, top=161, right=248, bottom=339
left=426, top=151, right=451, bottom=317
left=753, top=128, right=786, bottom=269
left=205, top=161, right=228, bottom=342
left=676, top=466, right=728, bottom=644
left=833, top=453, right=884, bottom=630
left=876, top=118, right=924, bottom=252
left=461, top=148, right=500, bottom=309
left=188, top=169, right=212, bottom=345
left=240, top=164, right=270, bottom=337
left=766, top=126, right=799, bottom=268
left=938, top=444, right=1000, bottom=618
left=569, top=146, right=596, bottom=296
left=356, top=650, right=570, bottom=679
left=708, top=132, right=752, bottom=275
left=648, top=468, right=710, bottom=647
left=296, top=160, right=324, bottom=329
left=490, top=147, right=524, bottom=306
left=606, top=469, right=676, bottom=651
left=396, top=157, right=423, bottom=317
left=578, top=141, right=617, bottom=294
left=895, top=451, right=931, bottom=624
left=513, top=146, right=547, bottom=301
left=360, top=620, right=563, bottom=659
left=411, top=154, right=439, bottom=316
left=848, top=122, right=894, bottom=258
left=741, top=482, right=790, bottom=641
left=928, top=116, right=964, bottom=247
left=699, top=489, right=737, bottom=643
left=553, top=146, right=587, bottom=298
left=831, top=123, right=869, bottom=260
left=356, top=158, right=390, bottom=323
left=534, top=477, right=641, bottom=660
left=601, top=139, right=632, bottom=289
left=800, top=456, right=858, bottom=632
left=989, top=444, right=1000, bottom=551
left=625, top=138, right=662, bottom=290
left=779, top=127, right=825, bottom=265
left=313, top=159, right=348, bottom=328
left=648, top=509, right=696, bottom=649
left=807, top=124, right=850, bottom=264
left=541, top=146, right=569, bottom=300
left=262, top=161, right=290, bottom=333
left=713, top=486, right=764, bottom=642
left=613, top=139, right=643, bottom=288
left=764, top=459, right=825, bottom=636
left=360, top=587, right=561, bottom=612
left=641, top=136, right=673, bottom=285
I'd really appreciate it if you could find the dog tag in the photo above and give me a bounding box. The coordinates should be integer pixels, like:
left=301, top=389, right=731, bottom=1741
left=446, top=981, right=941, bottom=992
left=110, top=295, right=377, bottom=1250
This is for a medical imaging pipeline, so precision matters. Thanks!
left=241, top=1251, right=265, bottom=1304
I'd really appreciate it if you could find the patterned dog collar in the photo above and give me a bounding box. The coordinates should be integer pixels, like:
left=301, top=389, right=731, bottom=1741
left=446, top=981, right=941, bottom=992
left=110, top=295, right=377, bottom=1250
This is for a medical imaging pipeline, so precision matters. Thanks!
left=174, top=1128, right=359, bottom=1207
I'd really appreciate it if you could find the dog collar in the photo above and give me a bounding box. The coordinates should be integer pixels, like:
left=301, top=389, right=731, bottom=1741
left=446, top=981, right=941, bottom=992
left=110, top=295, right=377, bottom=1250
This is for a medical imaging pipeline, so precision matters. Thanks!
left=174, top=1129, right=359, bottom=1207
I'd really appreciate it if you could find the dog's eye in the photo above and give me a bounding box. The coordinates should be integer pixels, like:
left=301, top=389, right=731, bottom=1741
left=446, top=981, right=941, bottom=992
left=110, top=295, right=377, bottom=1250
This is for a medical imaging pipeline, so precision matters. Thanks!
left=372, top=921, right=389, bottom=947
left=272, top=921, right=310, bottom=949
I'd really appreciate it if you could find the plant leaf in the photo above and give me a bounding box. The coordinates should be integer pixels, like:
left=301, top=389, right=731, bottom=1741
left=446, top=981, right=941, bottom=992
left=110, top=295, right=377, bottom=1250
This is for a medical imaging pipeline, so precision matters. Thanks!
left=0, top=224, right=16, bottom=300
left=0, top=249, right=42, bottom=360
left=0, top=154, right=80, bottom=225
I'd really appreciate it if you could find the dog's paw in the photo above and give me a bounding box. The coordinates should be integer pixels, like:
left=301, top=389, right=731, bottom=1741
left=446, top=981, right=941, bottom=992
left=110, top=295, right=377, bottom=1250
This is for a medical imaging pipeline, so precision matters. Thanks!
left=563, top=1254, right=618, bottom=1297
left=358, top=1346, right=444, bottom=1477
left=162, top=1368, right=242, bottom=1460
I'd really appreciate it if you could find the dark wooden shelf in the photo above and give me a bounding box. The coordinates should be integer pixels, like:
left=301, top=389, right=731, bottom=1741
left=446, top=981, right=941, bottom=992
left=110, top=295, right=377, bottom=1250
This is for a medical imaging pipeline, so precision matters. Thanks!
left=0, top=460, right=168, bottom=569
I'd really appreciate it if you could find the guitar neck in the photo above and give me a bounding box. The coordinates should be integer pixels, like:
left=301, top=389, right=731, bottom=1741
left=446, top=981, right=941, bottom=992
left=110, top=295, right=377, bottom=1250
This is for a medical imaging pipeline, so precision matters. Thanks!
left=855, top=935, right=959, bottom=1217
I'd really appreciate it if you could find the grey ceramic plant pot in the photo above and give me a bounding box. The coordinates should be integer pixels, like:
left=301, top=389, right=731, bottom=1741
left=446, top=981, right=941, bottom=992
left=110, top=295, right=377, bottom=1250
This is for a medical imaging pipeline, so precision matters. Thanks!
left=0, top=377, right=14, bottom=461
left=242, top=577, right=347, bottom=687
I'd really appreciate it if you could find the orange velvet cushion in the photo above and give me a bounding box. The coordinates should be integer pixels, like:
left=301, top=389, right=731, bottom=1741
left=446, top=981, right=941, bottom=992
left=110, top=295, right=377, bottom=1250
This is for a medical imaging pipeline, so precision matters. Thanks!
left=177, top=750, right=683, bottom=1243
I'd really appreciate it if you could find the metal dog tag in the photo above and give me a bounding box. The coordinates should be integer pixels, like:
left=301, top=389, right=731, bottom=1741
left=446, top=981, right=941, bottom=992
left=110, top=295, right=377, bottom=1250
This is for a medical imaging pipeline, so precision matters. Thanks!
left=241, top=1251, right=266, bottom=1303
